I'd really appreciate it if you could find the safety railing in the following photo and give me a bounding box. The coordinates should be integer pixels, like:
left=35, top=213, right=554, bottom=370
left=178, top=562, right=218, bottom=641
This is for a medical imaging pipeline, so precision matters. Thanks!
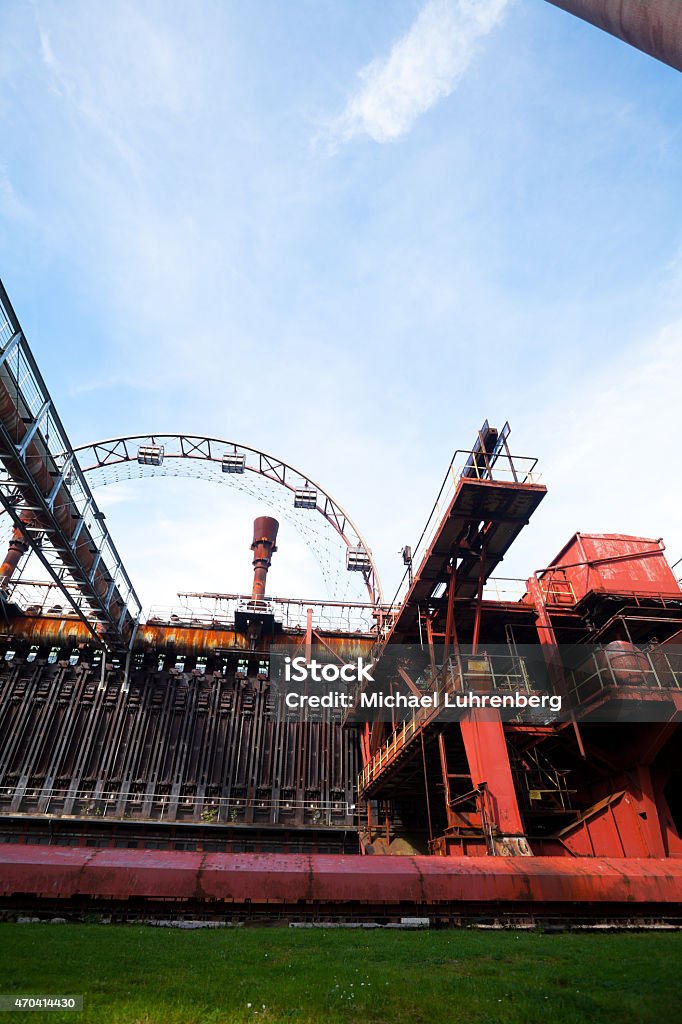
left=1, top=579, right=95, bottom=617
left=481, top=577, right=528, bottom=603
left=387, top=447, right=541, bottom=617
left=358, top=651, right=536, bottom=792
left=536, top=570, right=577, bottom=606
left=235, top=598, right=274, bottom=616
left=0, top=785, right=356, bottom=826
left=152, top=593, right=391, bottom=636
left=567, top=645, right=682, bottom=706
left=520, top=770, right=574, bottom=812
left=358, top=716, right=420, bottom=791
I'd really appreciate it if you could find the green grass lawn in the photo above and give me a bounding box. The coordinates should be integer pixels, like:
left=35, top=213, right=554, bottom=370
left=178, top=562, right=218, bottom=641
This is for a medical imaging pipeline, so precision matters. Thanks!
left=0, top=924, right=680, bottom=1024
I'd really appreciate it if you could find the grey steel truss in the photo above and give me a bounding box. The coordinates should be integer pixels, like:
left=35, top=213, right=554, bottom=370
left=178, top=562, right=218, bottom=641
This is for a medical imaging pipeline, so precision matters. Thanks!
left=0, top=280, right=142, bottom=648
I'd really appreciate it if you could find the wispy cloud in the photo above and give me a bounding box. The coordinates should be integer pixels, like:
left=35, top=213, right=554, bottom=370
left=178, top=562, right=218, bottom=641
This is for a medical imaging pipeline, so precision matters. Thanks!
left=36, top=6, right=194, bottom=174
left=37, top=25, right=139, bottom=172
left=67, top=376, right=163, bottom=398
left=329, top=0, right=509, bottom=144
left=504, top=317, right=682, bottom=579
left=0, top=165, right=33, bottom=224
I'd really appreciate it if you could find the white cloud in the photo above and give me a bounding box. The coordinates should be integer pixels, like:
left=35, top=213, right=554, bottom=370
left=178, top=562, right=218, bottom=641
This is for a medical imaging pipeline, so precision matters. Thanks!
left=37, top=25, right=139, bottom=172
left=0, top=165, right=32, bottom=224
left=36, top=7, right=195, bottom=174
left=504, top=317, right=682, bottom=580
left=329, top=0, right=509, bottom=144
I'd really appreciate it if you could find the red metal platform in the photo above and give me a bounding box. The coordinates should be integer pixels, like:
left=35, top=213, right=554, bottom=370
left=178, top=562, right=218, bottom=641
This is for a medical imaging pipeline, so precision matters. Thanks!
left=387, top=475, right=546, bottom=644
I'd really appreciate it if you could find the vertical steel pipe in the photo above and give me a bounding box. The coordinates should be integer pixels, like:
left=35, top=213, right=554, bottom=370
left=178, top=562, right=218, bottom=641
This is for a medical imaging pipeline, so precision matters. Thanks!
left=545, top=1, right=682, bottom=72
left=0, top=511, right=36, bottom=589
left=251, top=516, right=279, bottom=599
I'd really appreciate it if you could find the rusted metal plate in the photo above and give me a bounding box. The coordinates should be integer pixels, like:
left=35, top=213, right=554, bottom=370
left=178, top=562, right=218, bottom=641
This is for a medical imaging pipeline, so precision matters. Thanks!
left=5, top=617, right=374, bottom=656
left=544, top=534, right=681, bottom=603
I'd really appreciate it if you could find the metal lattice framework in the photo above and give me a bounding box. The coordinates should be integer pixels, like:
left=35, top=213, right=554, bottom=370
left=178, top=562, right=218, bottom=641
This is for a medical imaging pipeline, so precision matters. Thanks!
left=0, top=282, right=142, bottom=647
left=71, top=434, right=383, bottom=606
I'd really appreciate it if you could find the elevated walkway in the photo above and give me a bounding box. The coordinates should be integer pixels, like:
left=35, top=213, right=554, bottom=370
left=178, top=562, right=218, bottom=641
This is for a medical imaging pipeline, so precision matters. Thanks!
left=384, top=424, right=546, bottom=645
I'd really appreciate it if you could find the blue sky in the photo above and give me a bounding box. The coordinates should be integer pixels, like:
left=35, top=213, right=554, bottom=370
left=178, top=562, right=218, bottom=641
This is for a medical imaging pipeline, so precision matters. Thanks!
left=1, top=0, right=681, bottom=611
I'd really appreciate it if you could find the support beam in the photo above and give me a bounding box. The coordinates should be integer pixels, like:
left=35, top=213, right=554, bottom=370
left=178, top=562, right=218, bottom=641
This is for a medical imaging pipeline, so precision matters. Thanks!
left=527, top=574, right=586, bottom=759
left=636, top=766, right=666, bottom=858
left=471, top=538, right=488, bottom=654
left=545, top=0, right=682, bottom=73
left=443, top=562, right=457, bottom=664
left=460, top=712, right=526, bottom=838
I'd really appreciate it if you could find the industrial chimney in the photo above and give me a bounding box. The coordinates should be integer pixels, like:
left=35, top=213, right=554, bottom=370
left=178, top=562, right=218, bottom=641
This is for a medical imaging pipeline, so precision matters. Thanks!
left=0, top=511, right=35, bottom=591
left=545, top=1, right=682, bottom=73
left=251, top=516, right=279, bottom=600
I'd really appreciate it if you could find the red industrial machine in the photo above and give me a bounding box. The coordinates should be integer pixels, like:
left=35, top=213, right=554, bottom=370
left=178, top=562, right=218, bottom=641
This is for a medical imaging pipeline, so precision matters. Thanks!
left=354, top=425, right=682, bottom=880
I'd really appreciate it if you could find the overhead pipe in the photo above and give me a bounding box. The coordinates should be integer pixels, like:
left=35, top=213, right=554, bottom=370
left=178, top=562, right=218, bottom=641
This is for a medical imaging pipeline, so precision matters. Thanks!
left=251, top=516, right=279, bottom=600
left=545, top=0, right=682, bottom=73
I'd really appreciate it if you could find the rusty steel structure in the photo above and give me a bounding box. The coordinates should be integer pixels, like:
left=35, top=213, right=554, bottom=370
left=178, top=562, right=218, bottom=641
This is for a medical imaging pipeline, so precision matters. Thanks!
left=353, top=426, right=682, bottom=873
left=0, top=280, right=680, bottom=923
left=546, top=0, right=682, bottom=73
left=251, top=517, right=279, bottom=599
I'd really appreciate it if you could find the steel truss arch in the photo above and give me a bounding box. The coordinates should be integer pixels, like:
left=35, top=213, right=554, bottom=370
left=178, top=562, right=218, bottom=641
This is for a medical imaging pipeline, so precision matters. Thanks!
left=71, top=434, right=383, bottom=606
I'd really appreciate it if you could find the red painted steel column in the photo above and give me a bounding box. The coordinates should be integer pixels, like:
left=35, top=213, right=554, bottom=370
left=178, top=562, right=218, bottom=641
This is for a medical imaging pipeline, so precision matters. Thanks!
left=360, top=723, right=371, bottom=767
left=369, top=719, right=386, bottom=757
left=635, top=765, right=666, bottom=857
left=460, top=712, right=525, bottom=837
left=527, top=574, right=586, bottom=758
left=545, top=0, right=682, bottom=73
left=305, top=607, right=313, bottom=662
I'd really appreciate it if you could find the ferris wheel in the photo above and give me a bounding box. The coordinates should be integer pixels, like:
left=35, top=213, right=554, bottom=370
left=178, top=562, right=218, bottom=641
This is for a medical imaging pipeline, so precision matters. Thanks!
left=65, top=434, right=383, bottom=607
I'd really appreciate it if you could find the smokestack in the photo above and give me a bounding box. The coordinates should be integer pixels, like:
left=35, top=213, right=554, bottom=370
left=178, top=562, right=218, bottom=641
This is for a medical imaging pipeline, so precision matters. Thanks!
left=545, top=1, right=682, bottom=73
left=0, top=511, right=35, bottom=590
left=251, top=516, right=279, bottom=600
